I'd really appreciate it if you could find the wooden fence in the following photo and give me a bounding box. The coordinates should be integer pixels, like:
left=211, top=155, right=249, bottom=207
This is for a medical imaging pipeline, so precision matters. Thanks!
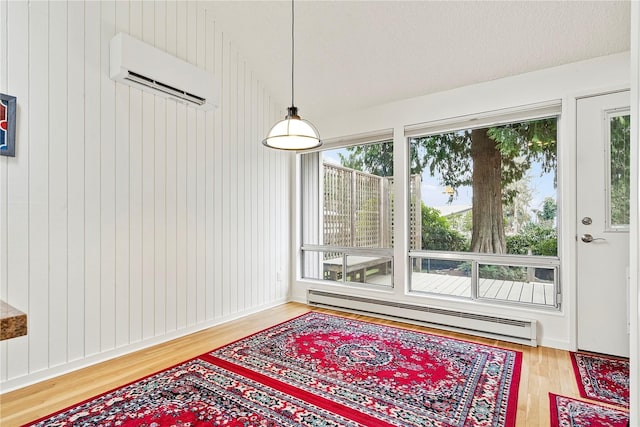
left=322, top=163, right=421, bottom=256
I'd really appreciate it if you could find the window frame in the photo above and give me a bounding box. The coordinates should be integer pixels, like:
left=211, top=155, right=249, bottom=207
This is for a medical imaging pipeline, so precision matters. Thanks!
left=297, top=101, right=564, bottom=312
left=404, top=102, right=562, bottom=310
left=299, top=132, right=396, bottom=288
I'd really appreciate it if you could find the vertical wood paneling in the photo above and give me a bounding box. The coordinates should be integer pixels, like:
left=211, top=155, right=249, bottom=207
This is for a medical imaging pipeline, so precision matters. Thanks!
left=114, top=0, right=131, bottom=349
left=237, top=57, right=246, bottom=313
left=204, top=12, right=216, bottom=321
left=165, top=97, right=178, bottom=332
left=4, top=0, right=30, bottom=380
left=83, top=0, right=102, bottom=357
left=164, top=0, right=178, bottom=333
left=154, top=1, right=167, bottom=336
left=29, top=0, right=50, bottom=371
left=141, top=83, right=155, bottom=339
left=221, top=33, right=230, bottom=317
left=48, top=0, right=69, bottom=367
left=250, top=73, right=259, bottom=308
left=256, top=84, right=265, bottom=305
left=186, top=102, right=197, bottom=326
left=228, top=45, right=238, bottom=315
left=213, top=25, right=224, bottom=320
left=128, top=0, right=143, bottom=345
left=196, top=108, right=206, bottom=323
left=100, top=0, right=117, bottom=352
left=141, top=2, right=155, bottom=339
left=175, top=1, right=187, bottom=330
left=196, top=9, right=206, bottom=323
left=175, top=97, right=187, bottom=329
left=264, top=93, right=272, bottom=302
left=67, top=0, right=86, bottom=362
left=1, top=0, right=292, bottom=389
left=185, top=2, right=197, bottom=326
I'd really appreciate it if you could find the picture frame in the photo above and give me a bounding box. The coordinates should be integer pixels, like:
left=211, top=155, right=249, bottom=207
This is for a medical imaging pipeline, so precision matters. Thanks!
left=1, top=93, right=17, bottom=157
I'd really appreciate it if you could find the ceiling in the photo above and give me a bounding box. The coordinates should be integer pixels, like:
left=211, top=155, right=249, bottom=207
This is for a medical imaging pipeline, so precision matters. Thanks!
left=204, top=1, right=631, bottom=120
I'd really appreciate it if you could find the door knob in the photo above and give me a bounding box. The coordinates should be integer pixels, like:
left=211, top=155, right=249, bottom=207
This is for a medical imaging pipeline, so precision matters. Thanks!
left=581, top=234, right=605, bottom=243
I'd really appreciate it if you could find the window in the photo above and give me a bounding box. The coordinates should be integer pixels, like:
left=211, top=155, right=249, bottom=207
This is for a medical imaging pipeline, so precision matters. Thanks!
left=301, top=139, right=396, bottom=287
left=607, top=112, right=631, bottom=229
left=407, top=115, right=560, bottom=309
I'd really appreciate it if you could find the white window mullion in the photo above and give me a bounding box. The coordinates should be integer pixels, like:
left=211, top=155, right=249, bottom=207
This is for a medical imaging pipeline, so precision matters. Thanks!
left=393, top=126, right=409, bottom=297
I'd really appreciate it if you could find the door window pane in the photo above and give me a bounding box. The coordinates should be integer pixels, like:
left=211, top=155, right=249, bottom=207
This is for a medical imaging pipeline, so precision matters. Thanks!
left=608, top=113, right=630, bottom=228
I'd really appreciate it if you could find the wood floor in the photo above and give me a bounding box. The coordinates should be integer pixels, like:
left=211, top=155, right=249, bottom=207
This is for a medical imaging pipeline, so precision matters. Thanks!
left=0, top=302, right=614, bottom=426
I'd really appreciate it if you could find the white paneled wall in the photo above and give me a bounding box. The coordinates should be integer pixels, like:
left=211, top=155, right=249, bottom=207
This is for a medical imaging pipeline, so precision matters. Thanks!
left=0, top=0, right=291, bottom=390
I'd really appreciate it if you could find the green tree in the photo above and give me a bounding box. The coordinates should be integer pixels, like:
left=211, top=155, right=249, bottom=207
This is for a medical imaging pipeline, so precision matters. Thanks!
left=535, top=197, right=557, bottom=226
left=341, top=118, right=557, bottom=254
left=506, top=222, right=557, bottom=256
left=339, top=141, right=395, bottom=177
left=421, top=204, right=468, bottom=252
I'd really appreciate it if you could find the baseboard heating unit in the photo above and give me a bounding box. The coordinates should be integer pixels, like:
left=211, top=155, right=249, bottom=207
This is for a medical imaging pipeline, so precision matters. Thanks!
left=307, top=289, right=537, bottom=346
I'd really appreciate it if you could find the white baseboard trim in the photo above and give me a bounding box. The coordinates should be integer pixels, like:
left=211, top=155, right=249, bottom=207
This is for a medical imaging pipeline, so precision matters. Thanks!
left=0, top=298, right=287, bottom=394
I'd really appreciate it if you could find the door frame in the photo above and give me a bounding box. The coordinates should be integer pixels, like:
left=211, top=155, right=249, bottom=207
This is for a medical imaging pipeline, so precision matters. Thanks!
left=575, top=90, right=630, bottom=356
left=567, top=86, right=632, bottom=353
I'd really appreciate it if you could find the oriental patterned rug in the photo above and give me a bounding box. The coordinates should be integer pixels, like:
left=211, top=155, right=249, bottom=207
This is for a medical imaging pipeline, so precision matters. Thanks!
left=570, top=351, right=629, bottom=408
left=549, top=393, right=629, bottom=427
left=25, top=312, right=522, bottom=427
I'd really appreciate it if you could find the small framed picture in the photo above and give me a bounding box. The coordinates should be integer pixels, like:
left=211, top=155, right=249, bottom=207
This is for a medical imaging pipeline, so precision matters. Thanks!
left=1, top=93, right=17, bottom=157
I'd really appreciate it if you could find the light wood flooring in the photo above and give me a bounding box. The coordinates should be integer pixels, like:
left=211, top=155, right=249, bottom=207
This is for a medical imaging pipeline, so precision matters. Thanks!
left=0, top=302, right=621, bottom=426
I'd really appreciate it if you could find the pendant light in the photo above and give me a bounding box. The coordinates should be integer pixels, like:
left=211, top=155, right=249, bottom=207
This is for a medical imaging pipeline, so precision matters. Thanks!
left=262, top=0, right=321, bottom=150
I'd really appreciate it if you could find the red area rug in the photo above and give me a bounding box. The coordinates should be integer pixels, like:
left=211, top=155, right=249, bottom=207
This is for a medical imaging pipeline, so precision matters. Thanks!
left=570, top=351, right=629, bottom=408
left=549, top=393, right=629, bottom=427
left=208, top=312, right=522, bottom=427
left=25, top=357, right=367, bottom=427
left=25, top=312, right=522, bottom=427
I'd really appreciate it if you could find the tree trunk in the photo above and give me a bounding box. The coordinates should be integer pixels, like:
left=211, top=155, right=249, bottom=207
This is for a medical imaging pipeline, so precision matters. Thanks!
left=470, top=128, right=506, bottom=253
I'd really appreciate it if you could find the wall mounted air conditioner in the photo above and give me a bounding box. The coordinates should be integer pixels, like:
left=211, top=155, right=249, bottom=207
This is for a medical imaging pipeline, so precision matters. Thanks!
left=110, top=32, right=218, bottom=110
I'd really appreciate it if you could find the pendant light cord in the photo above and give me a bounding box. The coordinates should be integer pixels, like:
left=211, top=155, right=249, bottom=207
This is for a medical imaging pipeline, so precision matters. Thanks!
left=291, top=0, right=295, bottom=107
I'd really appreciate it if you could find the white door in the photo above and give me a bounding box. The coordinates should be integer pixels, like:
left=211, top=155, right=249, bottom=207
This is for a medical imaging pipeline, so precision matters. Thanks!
left=576, top=91, right=630, bottom=357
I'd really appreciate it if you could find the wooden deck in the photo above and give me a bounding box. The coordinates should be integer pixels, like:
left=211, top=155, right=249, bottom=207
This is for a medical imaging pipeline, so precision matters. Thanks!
left=367, top=271, right=556, bottom=306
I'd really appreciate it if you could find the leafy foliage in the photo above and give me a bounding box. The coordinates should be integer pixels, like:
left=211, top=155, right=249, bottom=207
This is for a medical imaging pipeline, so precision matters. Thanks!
left=506, top=223, right=557, bottom=256
left=339, top=141, right=395, bottom=177
left=535, top=197, right=557, bottom=226
left=410, top=118, right=557, bottom=204
left=421, top=204, right=468, bottom=252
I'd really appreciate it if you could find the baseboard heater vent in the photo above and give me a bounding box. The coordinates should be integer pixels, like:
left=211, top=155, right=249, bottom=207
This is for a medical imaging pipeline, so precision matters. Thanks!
left=307, top=289, right=537, bottom=346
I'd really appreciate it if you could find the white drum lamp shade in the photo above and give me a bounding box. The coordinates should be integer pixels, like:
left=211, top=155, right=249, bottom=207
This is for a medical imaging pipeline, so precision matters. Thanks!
left=263, top=106, right=321, bottom=150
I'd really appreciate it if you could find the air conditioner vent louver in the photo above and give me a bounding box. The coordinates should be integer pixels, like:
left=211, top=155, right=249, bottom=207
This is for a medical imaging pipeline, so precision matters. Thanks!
left=124, top=71, right=207, bottom=106
left=307, top=289, right=537, bottom=346
left=110, top=33, right=218, bottom=110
